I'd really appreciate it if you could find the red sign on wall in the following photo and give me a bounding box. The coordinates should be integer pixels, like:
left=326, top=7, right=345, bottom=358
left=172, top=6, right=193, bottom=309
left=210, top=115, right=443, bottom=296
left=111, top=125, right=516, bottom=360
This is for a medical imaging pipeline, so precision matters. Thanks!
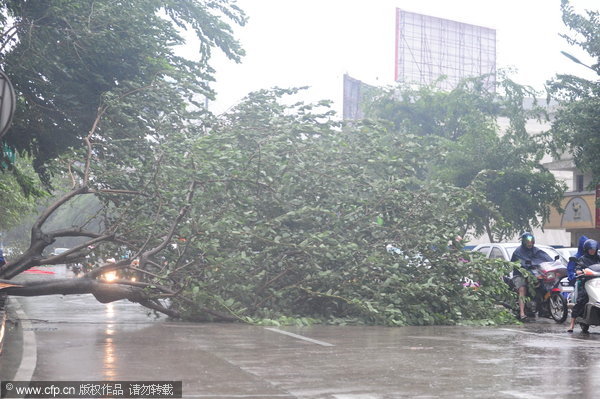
left=596, top=184, right=600, bottom=229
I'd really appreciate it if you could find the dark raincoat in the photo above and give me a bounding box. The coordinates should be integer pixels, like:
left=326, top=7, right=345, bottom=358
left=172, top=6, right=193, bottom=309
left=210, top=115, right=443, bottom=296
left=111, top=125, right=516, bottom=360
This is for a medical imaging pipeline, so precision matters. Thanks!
left=567, top=235, right=589, bottom=283
left=571, top=242, right=600, bottom=319
left=510, top=245, right=553, bottom=277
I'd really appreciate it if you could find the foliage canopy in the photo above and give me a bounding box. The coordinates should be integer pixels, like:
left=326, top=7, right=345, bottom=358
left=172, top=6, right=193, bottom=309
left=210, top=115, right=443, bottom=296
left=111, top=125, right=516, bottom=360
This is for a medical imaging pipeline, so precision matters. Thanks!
left=546, top=0, right=600, bottom=186
left=0, top=0, right=246, bottom=187
left=130, top=89, right=516, bottom=325
left=363, top=77, right=565, bottom=242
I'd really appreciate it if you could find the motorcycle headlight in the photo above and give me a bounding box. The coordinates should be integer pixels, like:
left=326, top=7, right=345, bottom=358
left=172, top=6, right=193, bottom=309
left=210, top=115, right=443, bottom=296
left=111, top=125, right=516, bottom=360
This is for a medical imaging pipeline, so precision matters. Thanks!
left=103, top=271, right=117, bottom=282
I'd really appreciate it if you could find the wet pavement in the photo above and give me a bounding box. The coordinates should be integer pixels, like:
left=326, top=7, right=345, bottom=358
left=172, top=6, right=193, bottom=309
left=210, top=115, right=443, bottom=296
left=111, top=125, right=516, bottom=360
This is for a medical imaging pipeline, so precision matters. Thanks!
left=2, top=265, right=600, bottom=398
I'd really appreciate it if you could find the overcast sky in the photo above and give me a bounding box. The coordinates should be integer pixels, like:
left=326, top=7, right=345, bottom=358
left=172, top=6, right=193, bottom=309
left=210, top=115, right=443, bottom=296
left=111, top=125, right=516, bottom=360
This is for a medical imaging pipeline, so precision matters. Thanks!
left=204, top=0, right=599, bottom=115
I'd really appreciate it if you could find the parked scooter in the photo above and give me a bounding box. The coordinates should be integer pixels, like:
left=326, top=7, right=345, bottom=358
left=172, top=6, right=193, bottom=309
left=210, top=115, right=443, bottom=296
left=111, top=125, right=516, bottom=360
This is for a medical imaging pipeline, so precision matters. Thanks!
left=574, top=263, right=600, bottom=333
left=504, top=258, right=569, bottom=323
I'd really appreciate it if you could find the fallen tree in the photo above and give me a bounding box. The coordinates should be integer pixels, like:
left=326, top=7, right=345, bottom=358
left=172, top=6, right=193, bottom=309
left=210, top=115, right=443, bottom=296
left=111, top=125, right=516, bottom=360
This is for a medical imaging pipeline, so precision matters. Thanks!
left=0, top=2, right=519, bottom=326
left=1, top=88, right=517, bottom=326
left=0, top=107, right=212, bottom=319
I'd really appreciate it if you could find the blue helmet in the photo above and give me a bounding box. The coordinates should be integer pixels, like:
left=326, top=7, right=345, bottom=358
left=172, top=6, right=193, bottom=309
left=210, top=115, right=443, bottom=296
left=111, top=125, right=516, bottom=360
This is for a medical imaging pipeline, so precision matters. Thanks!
left=521, top=232, right=534, bottom=246
left=583, top=239, right=599, bottom=253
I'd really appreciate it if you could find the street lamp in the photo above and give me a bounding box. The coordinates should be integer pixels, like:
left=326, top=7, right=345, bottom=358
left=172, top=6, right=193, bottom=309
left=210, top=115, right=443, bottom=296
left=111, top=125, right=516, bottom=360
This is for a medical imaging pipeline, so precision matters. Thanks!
left=560, top=50, right=596, bottom=72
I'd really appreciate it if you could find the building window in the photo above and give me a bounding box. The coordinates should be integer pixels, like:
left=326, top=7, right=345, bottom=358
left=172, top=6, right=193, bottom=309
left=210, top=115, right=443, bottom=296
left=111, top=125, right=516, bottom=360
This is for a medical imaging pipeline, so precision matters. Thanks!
left=576, top=174, right=584, bottom=192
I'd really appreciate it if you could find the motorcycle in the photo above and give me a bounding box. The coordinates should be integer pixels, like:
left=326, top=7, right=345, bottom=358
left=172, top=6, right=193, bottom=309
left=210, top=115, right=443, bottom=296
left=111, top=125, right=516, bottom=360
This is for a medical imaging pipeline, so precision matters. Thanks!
left=573, top=262, right=600, bottom=333
left=71, top=263, right=83, bottom=276
left=559, top=276, right=575, bottom=308
left=504, top=258, right=569, bottom=323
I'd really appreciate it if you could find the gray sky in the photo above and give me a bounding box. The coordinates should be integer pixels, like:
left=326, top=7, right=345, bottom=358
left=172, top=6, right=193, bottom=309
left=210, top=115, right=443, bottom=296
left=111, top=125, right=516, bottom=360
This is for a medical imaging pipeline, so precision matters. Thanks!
left=206, top=0, right=599, bottom=114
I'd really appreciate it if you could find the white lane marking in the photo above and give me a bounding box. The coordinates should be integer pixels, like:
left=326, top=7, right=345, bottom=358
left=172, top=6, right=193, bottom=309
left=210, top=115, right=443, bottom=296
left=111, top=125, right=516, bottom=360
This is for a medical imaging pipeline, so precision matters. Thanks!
left=12, top=299, right=37, bottom=382
left=264, top=327, right=335, bottom=347
left=499, top=390, right=546, bottom=399
left=500, top=328, right=600, bottom=346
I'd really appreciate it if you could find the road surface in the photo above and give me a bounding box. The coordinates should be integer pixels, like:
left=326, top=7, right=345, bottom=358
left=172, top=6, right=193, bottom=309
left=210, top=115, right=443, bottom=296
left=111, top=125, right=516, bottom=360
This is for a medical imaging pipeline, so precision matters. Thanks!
left=2, top=265, right=600, bottom=398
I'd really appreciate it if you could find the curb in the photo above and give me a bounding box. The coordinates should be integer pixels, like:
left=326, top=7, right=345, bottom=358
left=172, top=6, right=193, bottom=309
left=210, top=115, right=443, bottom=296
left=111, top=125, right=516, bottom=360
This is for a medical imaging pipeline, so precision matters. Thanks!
left=11, top=298, right=37, bottom=381
left=0, top=293, right=7, bottom=355
left=0, top=296, right=37, bottom=382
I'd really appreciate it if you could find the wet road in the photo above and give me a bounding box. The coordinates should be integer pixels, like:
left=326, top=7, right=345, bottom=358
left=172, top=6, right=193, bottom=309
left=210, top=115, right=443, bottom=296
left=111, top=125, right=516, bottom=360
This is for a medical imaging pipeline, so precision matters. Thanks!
left=3, top=265, right=600, bottom=398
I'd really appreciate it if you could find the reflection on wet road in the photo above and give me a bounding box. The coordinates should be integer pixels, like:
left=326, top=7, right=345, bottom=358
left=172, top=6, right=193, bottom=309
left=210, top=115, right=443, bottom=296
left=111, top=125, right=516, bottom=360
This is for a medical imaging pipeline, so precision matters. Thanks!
left=9, top=264, right=600, bottom=398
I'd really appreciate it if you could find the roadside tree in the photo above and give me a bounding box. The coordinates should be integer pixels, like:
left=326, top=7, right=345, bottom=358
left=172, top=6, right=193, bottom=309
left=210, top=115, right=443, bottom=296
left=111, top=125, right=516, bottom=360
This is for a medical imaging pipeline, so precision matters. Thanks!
left=0, top=0, right=246, bottom=189
left=0, top=156, right=44, bottom=232
left=363, top=77, right=565, bottom=242
left=546, top=0, right=600, bottom=186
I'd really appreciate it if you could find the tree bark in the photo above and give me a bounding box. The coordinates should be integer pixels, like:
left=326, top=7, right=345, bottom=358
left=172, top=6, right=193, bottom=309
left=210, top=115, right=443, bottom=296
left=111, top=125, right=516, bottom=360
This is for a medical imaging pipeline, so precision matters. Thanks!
left=1, top=277, right=180, bottom=317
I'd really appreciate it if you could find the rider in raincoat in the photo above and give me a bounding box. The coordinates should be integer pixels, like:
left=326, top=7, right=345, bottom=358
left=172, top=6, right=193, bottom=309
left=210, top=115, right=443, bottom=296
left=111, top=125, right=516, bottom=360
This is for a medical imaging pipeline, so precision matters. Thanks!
left=510, top=232, right=553, bottom=320
left=568, top=238, right=600, bottom=333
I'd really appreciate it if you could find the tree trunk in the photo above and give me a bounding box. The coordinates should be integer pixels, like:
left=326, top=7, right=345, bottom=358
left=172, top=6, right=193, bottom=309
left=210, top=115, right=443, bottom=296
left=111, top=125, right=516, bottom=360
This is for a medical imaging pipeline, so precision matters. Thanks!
left=1, top=277, right=179, bottom=318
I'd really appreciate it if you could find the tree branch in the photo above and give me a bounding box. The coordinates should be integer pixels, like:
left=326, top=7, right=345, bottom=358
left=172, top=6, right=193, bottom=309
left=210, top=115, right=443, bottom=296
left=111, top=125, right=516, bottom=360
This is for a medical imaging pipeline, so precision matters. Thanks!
left=2, top=277, right=239, bottom=321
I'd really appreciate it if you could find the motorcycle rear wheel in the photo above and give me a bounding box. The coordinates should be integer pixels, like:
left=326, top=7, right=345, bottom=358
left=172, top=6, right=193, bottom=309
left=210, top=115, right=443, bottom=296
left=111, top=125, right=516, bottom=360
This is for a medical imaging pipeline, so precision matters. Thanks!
left=549, top=293, right=568, bottom=323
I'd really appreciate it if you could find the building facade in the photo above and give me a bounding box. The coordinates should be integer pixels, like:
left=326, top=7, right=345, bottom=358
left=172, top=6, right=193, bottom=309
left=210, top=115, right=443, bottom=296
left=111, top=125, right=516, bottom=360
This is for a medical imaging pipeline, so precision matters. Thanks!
left=543, top=157, right=600, bottom=245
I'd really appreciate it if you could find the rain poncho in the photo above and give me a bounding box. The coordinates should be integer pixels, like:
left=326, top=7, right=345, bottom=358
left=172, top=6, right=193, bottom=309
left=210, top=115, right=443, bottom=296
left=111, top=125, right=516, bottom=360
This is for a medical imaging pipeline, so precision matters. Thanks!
left=571, top=238, right=600, bottom=319
left=567, top=235, right=588, bottom=282
left=510, top=244, right=553, bottom=277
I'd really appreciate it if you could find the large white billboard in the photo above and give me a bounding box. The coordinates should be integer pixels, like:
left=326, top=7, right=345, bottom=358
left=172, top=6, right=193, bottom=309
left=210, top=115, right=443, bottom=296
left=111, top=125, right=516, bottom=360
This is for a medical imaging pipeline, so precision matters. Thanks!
left=395, top=9, right=496, bottom=92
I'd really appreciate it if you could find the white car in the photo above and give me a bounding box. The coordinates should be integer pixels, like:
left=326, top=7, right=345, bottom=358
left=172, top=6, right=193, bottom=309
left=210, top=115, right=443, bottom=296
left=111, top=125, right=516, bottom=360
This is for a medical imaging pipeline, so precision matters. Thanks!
left=51, top=247, right=70, bottom=256
left=471, top=242, right=566, bottom=265
left=555, top=247, right=578, bottom=262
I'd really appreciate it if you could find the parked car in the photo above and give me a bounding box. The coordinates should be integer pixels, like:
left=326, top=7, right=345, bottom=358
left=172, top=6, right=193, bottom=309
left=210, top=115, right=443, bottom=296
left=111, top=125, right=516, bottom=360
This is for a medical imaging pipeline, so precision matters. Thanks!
left=555, top=247, right=578, bottom=261
left=471, top=242, right=567, bottom=265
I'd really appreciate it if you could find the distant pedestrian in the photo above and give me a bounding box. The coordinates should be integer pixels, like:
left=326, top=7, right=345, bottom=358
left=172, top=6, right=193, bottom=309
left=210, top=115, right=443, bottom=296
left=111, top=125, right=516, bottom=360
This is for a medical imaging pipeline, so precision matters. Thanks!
left=0, top=248, right=6, bottom=267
